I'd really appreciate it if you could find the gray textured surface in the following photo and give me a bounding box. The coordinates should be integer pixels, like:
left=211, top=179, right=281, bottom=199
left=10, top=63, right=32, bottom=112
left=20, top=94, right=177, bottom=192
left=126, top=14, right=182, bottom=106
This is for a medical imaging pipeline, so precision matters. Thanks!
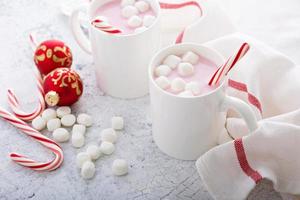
left=0, top=0, right=298, bottom=199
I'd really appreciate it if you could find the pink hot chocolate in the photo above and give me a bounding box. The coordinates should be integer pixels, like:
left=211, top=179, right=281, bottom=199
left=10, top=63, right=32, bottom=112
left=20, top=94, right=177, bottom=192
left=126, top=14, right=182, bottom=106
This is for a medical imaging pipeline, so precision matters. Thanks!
left=154, top=52, right=219, bottom=96
left=93, top=0, right=156, bottom=35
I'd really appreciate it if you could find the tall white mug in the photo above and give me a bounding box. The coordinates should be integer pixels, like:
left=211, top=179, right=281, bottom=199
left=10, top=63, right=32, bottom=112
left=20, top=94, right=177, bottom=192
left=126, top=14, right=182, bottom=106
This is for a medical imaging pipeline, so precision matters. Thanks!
left=149, top=43, right=258, bottom=160
left=71, top=0, right=161, bottom=98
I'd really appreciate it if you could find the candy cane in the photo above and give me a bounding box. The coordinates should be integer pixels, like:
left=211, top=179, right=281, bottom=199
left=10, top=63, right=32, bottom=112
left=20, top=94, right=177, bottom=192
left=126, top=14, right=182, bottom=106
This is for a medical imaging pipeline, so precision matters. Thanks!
left=29, top=32, right=39, bottom=51
left=7, top=72, right=45, bottom=121
left=91, top=17, right=122, bottom=34
left=159, top=1, right=203, bottom=43
left=208, top=43, right=250, bottom=86
left=0, top=107, right=63, bottom=171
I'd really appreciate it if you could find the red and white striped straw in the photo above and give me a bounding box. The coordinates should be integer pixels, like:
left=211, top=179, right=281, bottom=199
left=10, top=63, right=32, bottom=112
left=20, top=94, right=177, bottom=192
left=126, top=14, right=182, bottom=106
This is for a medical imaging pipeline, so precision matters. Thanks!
left=0, top=107, right=63, bottom=171
left=91, top=17, right=122, bottom=34
left=7, top=72, right=45, bottom=121
left=208, top=43, right=250, bottom=86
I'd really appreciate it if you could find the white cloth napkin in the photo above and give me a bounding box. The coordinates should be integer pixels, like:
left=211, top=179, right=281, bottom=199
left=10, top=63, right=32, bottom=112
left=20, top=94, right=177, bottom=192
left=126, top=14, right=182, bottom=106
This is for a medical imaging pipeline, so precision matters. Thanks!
left=159, top=0, right=300, bottom=199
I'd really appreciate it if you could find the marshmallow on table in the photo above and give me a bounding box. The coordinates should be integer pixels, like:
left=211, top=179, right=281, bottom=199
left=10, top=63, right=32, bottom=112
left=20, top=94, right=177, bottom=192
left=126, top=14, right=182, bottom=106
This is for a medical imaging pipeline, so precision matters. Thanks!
left=100, top=142, right=115, bottom=155
left=76, top=152, right=91, bottom=168
left=121, top=0, right=135, bottom=7
left=155, top=65, right=172, bottom=77
left=182, top=51, right=199, bottom=65
left=47, top=118, right=61, bottom=132
left=86, top=145, right=102, bottom=160
left=171, top=78, right=186, bottom=93
left=81, top=161, right=96, bottom=180
left=61, top=114, right=76, bottom=127
left=178, top=62, right=194, bottom=77
left=135, top=1, right=150, bottom=13
left=112, top=159, right=129, bottom=176
left=134, top=26, right=147, bottom=34
left=127, top=15, right=142, bottom=28
left=143, top=15, right=155, bottom=27
left=53, top=128, right=70, bottom=143
left=163, top=55, right=181, bottom=69
left=32, top=116, right=46, bottom=131
left=72, top=124, right=86, bottom=135
left=77, top=113, right=93, bottom=127
left=121, top=5, right=138, bottom=18
left=179, top=90, right=194, bottom=97
left=56, top=106, right=71, bottom=118
left=72, top=132, right=85, bottom=148
left=155, top=76, right=170, bottom=90
left=185, top=81, right=201, bottom=95
left=111, top=116, right=124, bottom=130
left=41, top=108, right=57, bottom=122
left=101, top=128, right=118, bottom=143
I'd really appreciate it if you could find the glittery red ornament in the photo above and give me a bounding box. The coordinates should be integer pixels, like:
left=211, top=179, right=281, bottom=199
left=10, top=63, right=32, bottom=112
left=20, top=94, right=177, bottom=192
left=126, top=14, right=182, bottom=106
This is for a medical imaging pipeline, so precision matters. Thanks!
left=34, top=40, right=73, bottom=76
left=43, top=68, right=83, bottom=106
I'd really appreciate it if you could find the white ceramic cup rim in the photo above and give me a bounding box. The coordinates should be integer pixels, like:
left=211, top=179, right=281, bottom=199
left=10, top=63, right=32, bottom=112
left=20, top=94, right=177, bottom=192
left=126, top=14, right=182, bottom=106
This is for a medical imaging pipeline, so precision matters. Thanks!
left=149, top=43, right=225, bottom=99
left=88, top=0, right=162, bottom=38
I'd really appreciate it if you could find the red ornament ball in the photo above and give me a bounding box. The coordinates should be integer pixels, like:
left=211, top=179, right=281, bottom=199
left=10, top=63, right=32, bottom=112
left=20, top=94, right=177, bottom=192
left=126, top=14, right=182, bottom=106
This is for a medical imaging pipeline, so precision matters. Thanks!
left=43, top=68, right=83, bottom=106
left=34, top=40, right=73, bottom=76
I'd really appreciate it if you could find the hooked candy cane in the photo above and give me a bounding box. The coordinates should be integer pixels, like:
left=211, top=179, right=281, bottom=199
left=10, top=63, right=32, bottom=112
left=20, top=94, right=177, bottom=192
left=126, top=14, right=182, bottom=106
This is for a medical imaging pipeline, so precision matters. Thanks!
left=0, top=107, right=63, bottom=171
left=208, top=43, right=250, bottom=86
left=91, top=17, right=122, bottom=34
left=7, top=72, right=45, bottom=121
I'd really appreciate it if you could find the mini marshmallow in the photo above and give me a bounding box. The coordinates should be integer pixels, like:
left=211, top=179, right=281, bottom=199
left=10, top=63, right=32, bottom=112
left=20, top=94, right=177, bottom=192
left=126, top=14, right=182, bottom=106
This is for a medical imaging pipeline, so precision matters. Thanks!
left=47, top=118, right=61, bottom=132
left=112, top=159, right=129, bottom=176
left=72, top=132, right=85, bottom=148
left=178, top=62, right=194, bottom=77
left=155, top=65, right=172, bottom=77
left=32, top=116, right=46, bottom=131
left=86, top=145, right=102, bottom=160
left=163, top=55, right=181, bottom=69
left=72, top=124, right=86, bottom=135
left=56, top=106, right=71, bottom=118
left=61, top=114, right=76, bottom=127
left=81, top=161, right=96, bottom=180
left=76, top=152, right=91, bottom=168
left=121, top=0, right=135, bottom=7
left=155, top=76, right=170, bottom=90
left=53, top=128, right=70, bottom=143
left=135, top=1, right=150, bottom=12
left=127, top=15, right=142, bottom=28
left=77, top=113, right=93, bottom=127
left=185, top=81, right=201, bottom=95
left=182, top=51, right=199, bottom=65
left=121, top=5, right=138, bottom=18
left=100, top=141, right=115, bottom=155
left=179, top=90, right=194, bottom=97
left=111, top=116, right=124, bottom=130
left=171, top=78, right=186, bottom=93
left=101, top=128, right=118, bottom=143
left=134, top=26, right=147, bottom=34
left=41, top=108, right=57, bottom=122
left=143, top=15, right=155, bottom=27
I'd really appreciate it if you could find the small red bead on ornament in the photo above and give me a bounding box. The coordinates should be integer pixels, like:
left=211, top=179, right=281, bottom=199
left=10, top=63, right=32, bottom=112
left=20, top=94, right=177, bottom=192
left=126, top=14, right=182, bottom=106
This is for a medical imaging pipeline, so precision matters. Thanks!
left=43, top=68, right=83, bottom=106
left=34, top=40, right=73, bottom=76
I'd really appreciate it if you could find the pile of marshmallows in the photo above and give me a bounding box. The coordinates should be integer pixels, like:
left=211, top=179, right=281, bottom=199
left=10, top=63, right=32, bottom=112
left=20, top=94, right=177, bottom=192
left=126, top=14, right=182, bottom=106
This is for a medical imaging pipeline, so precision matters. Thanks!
left=121, top=0, right=156, bottom=33
left=154, top=51, right=202, bottom=97
left=32, top=107, right=128, bottom=180
left=76, top=116, right=129, bottom=179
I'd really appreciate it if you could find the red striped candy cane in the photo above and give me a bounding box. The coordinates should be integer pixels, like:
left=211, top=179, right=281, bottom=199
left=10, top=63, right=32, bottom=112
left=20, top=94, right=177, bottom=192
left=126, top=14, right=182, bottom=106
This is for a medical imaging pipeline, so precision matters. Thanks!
left=7, top=72, right=46, bottom=121
left=0, top=107, right=63, bottom=171
left=159, top=1, right=203, bottom=43
left=208, top=43, right=250, bottom=86
left=91, top=17, right=122, bottom=34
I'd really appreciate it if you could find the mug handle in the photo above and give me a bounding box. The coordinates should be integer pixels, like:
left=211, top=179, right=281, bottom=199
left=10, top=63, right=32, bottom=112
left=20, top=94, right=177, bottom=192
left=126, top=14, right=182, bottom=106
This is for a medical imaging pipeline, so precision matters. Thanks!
left=70, top=6, right=92, bottom=54
left=221, top=95, right=258, bottom=133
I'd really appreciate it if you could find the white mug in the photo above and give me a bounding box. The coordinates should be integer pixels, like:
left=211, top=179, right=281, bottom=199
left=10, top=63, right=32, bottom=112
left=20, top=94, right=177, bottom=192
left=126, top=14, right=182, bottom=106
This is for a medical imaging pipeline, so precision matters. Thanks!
left=71, top=0, right=162, bottom=99
left=149, top=43, right=258, bottom=160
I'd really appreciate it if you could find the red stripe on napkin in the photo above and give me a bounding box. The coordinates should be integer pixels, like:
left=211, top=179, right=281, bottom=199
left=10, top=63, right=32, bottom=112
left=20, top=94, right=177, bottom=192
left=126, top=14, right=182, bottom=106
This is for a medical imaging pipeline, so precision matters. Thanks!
left=234, top=138, right=262, bottom=184
left=228, top=79, right=262, bottom=114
